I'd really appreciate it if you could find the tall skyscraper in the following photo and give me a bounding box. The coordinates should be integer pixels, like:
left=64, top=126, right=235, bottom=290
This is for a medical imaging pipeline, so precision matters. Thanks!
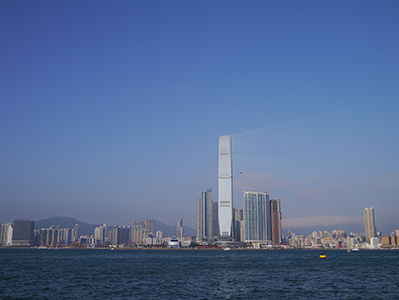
left=0, top=223, right=13, bottom=246
left=235, top=208, right=243, bottom=242
left=176, top=218, right=183, bottom=239
left=243, top=191, right=271, bottom=243
left=212, top=200, right=219, bottom=238
left=218, top=135, right=233, bottom=240
left=94, top=224, right=107, bottom=245
left=73, top=224, right=80, bottom=243
left=270, top=198, right=282, bottom=243
left=112, top=226, right=130, bottom=245
left=5, top=223, right=13, bottom=246
left=0, top=224, right=6, bottom=246
left=197, top=188, right=213, bottom=242
left=364, top=207, right=376, bottom=242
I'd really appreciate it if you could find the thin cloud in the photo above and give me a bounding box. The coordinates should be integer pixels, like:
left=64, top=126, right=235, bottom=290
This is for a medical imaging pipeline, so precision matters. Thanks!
left=377, top=179, right=398, bottom=190
left=296, top=175, right=336, bottom=184
left=282, top=215, right=363, bottom=229
left=380, top=198, right=399, bottom=203
left=234, top=172, right=288, bottom=191
left=297, top=182, right=350, bottom=198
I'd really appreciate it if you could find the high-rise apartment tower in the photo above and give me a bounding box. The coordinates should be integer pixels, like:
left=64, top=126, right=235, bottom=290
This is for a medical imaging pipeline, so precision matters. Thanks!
left=197, top=188, right=213, bottom=242
left=11, top=219, right=35, bottom=246
left=218, top=136, right=233, bottom=240
left=270, top=198, right=282, bottom=243
left=176, top=218, right=183, bottom=239
left=145, top=218, right=155, bottom=235
left=364, top=207, right=376, bottom=242
left=243, top=191, right=271, bottom=243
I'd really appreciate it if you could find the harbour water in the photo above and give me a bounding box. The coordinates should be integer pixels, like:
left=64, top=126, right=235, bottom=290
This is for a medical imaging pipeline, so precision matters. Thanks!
left=1, top=248, right=398, bottom=299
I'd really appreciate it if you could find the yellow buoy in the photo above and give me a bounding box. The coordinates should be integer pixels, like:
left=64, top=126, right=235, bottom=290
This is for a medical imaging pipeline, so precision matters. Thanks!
left=320, top=246, right=327, bottom=259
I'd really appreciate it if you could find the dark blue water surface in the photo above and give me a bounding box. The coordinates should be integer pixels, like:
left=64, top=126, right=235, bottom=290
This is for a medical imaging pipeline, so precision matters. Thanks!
left=0, top=248, right=398, bottom=299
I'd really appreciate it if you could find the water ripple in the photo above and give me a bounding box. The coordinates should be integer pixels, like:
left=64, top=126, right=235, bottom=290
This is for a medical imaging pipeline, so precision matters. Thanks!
left=0, top=249, right=398, bottom=299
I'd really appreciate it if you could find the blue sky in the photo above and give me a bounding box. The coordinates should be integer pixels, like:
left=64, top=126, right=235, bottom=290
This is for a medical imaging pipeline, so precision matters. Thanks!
left=1, top=1, right=398, bottom=235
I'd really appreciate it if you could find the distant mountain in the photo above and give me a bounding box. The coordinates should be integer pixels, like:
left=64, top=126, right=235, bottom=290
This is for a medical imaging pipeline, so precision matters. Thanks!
left=35, top=216, right=101, bottom=236
left=155, top=220, right=196, bottom=237
left=35, top=216, right=197, bottom=238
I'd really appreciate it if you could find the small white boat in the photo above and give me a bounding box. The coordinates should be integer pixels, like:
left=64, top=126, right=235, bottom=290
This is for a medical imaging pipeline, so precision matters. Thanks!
left=224, top=247, right=231, bottom=251
left=352, top=248, right=359, bottom=251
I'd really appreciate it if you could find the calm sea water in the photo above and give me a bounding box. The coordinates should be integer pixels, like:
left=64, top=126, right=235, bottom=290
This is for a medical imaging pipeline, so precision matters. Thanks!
left=0, top=248, right=398, bottom=299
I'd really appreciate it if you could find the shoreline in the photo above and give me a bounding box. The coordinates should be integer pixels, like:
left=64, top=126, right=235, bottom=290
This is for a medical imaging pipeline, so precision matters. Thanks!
left=1, top=246, right=397, bottom=250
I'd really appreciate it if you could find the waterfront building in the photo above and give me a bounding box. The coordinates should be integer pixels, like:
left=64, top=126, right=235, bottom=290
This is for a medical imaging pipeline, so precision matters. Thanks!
left=197, top=188, right=213, bottom=242
left=381, top=235, right=398, bottom=247
left=73, top=224, right=80, bottom=243
left=243, top=191, right=271, bottom=244
left=0, top=224, right=6, bottom=245
left=112, top=226, right=131, bottom=245
left=235, top=208, right=243, bottom=242
left=94, top=224, right=107, bottom=245
left=381, top=236, right=390, bottom=246
left=239, top=220, right=244, bottom=242
left=212, top=200, right=219, bottom=238
left=368, top=237, right=380, bottom=249
left=46, top=227, right=71, bottom=246
left=130, top=225, right=149, bottom=245
left=270, top=198, right=282, bottom=243
left=36, top=228, right=46, bottom=246
left=1, top=223, right=13, bottom=246
left=346, top=236, right=356, bottom=249
left=364, top=207, right=376, bottom=242
left=176, top=218, right=183, bottom=239
left=145, top=218, right=155, bottom=235
left=48, top=227, right=57, bottom=246
left=12, top=219, right=35, bottom=246
left=62, top=228, right=72, bottom=245
left=218, top=135, right=233, bottom=240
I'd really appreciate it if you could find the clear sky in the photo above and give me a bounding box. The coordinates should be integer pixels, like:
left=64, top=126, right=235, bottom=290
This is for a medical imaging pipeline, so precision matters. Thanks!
left=1, top=1, right=398, bottom=235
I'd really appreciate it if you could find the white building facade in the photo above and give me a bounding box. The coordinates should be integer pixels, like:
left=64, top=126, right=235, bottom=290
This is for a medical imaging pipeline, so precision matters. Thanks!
left=218, top=136, right=233, bottom=240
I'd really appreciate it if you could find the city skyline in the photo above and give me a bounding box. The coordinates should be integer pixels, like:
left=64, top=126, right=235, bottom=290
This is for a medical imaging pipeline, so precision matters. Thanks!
left=2, top=215, right=397, bottom=249
left=1, top=2, right=398, bottom=235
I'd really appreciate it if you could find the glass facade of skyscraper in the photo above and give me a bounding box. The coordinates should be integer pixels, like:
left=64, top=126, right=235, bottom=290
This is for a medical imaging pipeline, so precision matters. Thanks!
left=197, top=189, right=213, bottom=242
left=270, top=198, right=282, bottom=243
left=243, top=191, right=271, bottom=243
left=364, top=207, right=376, bottom=242
left=218, top=136, right=233, bottom=240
